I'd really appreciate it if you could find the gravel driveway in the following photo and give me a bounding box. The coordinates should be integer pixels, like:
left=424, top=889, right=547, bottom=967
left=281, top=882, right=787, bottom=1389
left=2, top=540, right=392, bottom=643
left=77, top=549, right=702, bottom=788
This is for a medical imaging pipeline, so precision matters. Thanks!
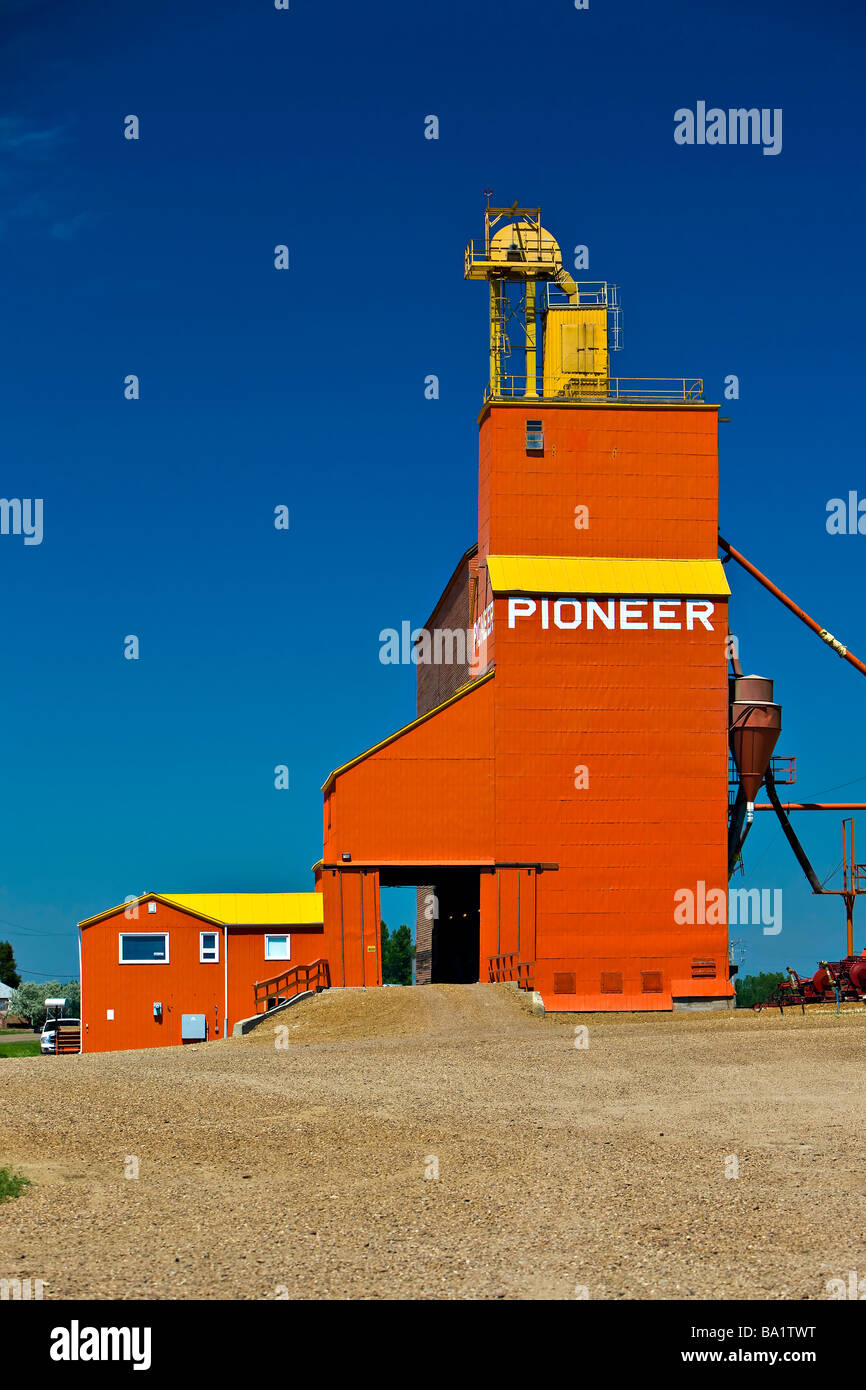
left=1, top=984, right=863, bottom=1300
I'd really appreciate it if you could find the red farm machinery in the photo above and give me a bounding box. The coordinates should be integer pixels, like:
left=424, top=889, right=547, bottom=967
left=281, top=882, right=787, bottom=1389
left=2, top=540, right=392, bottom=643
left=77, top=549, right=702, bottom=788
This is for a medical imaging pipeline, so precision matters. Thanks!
left=753, top=953, right=866, bottom=1013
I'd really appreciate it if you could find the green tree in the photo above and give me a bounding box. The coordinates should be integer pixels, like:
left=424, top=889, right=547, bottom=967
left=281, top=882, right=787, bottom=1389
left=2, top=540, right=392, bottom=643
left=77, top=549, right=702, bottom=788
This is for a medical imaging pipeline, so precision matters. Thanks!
left=0, top=942, right=20, bottom=989
left=380, top=921, right=415, bottom=986
left=9, top=980, right=80, bottom=1028
left=735, top=971, right=786, bottom=1009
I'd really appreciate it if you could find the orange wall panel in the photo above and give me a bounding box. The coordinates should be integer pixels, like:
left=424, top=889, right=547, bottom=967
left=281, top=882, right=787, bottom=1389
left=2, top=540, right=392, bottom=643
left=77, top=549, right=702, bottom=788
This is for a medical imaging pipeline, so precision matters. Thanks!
left=320, top=868, right=381, bottom=988
left=225, top=926, right=327, bottom=1028
left=491, top=583, right=730, bottom=1003
left=322, top=676, right=495, bottom=864
left=82, top=904, right=222, bottom=1052
left=477, top=405, right=719, bottom=561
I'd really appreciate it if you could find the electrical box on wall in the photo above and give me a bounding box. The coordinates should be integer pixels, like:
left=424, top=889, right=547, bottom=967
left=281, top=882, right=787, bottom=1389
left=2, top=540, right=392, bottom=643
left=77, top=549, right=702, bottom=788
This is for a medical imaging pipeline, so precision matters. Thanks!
left=181, top=1014, right=207, bottom=1042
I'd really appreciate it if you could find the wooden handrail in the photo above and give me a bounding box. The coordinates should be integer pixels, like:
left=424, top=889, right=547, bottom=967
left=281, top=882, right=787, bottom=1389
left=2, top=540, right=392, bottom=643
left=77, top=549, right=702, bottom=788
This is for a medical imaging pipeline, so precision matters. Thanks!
left=487, top=953, right=534, bottom=990
left=254, top=958, right=331, bottom=1014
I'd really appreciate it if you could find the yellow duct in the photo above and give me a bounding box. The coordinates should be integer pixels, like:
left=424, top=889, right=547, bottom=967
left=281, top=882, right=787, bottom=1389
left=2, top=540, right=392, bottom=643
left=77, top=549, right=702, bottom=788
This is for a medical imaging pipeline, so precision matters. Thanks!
left=552, top=264, right=578, bottom=304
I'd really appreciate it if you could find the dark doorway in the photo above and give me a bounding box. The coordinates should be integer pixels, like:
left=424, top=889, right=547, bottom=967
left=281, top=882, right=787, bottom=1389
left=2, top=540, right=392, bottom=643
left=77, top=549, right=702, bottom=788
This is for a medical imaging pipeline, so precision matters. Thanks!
left=380, top=866, right=484, bottom=986
left=430, top=870, right=481, bottom=984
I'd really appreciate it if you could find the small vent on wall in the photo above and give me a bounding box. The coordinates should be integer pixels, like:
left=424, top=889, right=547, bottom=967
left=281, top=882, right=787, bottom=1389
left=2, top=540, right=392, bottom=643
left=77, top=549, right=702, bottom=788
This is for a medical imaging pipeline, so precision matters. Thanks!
left=601, top=972, right=622, bottom=994
left=553, top=972, right=576, bottom=995
left=691, top=959, right=716, bottom=979
left=641, top=971, right=664, bottom=993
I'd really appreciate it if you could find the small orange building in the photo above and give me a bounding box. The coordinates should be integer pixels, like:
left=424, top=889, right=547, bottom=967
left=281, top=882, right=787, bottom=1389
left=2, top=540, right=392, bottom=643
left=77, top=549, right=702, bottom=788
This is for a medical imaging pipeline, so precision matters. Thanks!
left=78, top=893, right=327, bottom=1052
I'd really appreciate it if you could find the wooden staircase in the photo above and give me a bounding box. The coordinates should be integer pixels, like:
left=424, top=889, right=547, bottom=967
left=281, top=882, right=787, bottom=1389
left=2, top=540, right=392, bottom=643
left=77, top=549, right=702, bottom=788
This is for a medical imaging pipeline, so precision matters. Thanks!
left=253, top=959, right=331, bottom=1014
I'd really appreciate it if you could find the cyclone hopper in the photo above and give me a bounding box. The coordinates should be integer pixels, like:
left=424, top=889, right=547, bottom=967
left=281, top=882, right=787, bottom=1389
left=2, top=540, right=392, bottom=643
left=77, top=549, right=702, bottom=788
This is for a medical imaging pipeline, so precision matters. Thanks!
left=729, top=675, right=782, bottom=821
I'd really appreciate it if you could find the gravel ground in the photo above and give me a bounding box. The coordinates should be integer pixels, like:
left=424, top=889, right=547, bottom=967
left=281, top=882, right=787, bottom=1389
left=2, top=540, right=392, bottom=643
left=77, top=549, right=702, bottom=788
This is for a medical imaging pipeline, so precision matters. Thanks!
left=1, top=984, right=863, bottom=1301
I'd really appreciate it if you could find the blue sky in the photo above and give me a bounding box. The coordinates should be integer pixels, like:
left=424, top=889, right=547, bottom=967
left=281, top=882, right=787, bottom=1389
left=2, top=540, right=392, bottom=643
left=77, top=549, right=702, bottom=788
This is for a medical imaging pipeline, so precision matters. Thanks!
left=1, top=0, right=864, bottom=982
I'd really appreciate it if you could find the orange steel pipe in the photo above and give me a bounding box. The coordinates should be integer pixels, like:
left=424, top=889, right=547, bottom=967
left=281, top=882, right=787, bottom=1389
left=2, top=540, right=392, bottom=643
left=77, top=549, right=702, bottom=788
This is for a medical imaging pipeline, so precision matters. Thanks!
left=752, top=803, right=866, bottom=811
left=719, top=534, right=866, bottom=679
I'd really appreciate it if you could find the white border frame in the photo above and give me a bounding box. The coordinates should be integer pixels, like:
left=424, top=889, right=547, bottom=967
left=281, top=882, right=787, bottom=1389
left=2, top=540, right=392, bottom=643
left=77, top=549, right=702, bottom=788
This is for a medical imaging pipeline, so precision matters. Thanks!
left=264, top=933, right=291, bottom=962
left=118, top=931, right=170, bottom=964
left=199, top=930, right=220, bottom=963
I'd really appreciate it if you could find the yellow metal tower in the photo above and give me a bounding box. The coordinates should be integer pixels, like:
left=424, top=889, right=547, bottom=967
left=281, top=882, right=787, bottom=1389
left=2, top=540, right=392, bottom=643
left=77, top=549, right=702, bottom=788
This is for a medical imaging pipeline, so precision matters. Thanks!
left=464, top=203, right=620, bottom=402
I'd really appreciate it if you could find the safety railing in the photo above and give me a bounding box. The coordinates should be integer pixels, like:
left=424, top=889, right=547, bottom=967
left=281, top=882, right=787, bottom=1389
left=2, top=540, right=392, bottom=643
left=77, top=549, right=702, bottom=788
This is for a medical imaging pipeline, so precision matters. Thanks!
left=488, top=953, right=534, bottom=991
left=545, top=281, right=623, bottom=349
left=770, top=755, right=797, bottom=785
left=484, top=375, right=704, bottom=404
left=465, top=239, right=560, bottom=275
left=729, top=754, right=797, bottom=787
left=254, top=958, right=331, bottom=1015
left=546, top=281, right=614, bottom=308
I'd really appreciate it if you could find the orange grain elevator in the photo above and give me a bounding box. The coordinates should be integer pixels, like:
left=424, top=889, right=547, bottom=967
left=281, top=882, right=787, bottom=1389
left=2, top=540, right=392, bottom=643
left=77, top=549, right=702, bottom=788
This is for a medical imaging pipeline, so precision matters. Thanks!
left=316, top=205, right=734, bottom=1012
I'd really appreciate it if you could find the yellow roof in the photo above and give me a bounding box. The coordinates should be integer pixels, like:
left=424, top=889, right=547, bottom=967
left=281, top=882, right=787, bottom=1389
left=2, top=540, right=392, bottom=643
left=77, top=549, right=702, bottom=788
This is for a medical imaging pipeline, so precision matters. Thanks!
left=163, top=893, right=323, bottom=926
left=79, top=892, right=323, bottom=929
left=485, top=555, right=730, bottom=597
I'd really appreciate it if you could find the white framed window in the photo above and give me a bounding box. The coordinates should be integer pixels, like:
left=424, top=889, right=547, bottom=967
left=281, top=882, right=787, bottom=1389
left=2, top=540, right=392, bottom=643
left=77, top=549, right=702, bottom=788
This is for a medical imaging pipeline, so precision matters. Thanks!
left=264, top=934, right=290, bottom=961
left=119, top=932, right=169, bottom=964
left=200, top=931, right=219, bottom=963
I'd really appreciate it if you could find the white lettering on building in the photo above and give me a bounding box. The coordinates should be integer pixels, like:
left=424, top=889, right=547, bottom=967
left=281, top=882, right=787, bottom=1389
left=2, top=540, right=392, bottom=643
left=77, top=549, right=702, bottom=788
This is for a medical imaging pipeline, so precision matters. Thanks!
left=507, top=597, right=716, bottom=631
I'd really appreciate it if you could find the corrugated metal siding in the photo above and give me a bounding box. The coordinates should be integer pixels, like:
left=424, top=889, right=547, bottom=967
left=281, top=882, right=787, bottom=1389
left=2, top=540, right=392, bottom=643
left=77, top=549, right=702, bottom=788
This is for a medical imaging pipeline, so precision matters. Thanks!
left=81, top=903, right=225, bottom=1053
left=416, top=548, right=477, bottom=717
left=486, top=401, right=730, bottom=1008
left=321, top=676, right=495, bottom=866
left=320, top=869, right=382, bottom=988
left=226, top=925, right=327, bottom=1022
left=477, top=406, right=719, bottom=560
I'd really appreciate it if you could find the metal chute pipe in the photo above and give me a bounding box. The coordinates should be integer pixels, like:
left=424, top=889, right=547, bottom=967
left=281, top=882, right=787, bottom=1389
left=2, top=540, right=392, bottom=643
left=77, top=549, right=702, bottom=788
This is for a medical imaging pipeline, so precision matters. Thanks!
left=728, top=783, right=752, bottom=879
left=718, top=534, right=866, bottom=679
left=753, top=802, right=866, bottom=811
left=764, top=767, right=825, bottom=895
left=552, top=264, right=578, bottom=303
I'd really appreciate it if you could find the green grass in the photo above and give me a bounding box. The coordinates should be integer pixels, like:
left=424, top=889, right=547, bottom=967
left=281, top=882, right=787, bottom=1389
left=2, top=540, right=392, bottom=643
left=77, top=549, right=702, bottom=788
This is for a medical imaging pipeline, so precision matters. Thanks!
left=0, top=1168, right=29, bottom=1202
left=0, top=1039, right=41, bottom=1057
